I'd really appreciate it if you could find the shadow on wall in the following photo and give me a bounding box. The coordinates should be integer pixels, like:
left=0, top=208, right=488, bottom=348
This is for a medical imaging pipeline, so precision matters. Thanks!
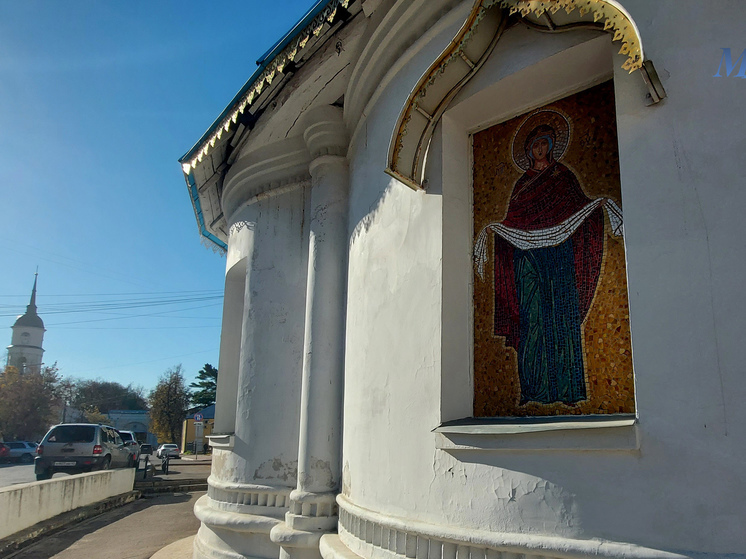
left=349, top=176, right=395, bottom=247
left=349, top=175, right=441, bottom=248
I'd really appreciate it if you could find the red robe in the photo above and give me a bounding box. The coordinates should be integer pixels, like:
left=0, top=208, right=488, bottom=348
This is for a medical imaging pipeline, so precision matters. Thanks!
left=493, top=161, right=604, bottom=348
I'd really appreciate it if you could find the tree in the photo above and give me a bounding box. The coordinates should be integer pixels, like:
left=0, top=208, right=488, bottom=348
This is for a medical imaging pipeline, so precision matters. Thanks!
left=190, top=363, right=218, bottom=408
left=56, top=378, right=77, bottom=423
left=0, top=365, right=61, bottom=441
left=149, top=365, right=191, bottom=444
left=81, top=405, right=108, bottom=424
left=71, top=379, right=147, bottom=413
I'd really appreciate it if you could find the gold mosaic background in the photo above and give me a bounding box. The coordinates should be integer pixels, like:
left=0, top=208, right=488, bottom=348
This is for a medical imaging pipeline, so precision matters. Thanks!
left=472, top=81, right=635, bottom=417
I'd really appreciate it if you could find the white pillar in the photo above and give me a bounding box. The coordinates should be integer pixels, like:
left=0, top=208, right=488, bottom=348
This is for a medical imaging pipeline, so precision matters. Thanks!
left=271, top=105, right=349, bottom=559
left=194, top=175, right=311, bottom=559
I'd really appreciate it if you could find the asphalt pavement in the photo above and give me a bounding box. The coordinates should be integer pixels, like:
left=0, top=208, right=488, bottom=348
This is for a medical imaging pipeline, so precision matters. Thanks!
left=8, top=491, right=204, bottom=559
left=0, top=462, right=69, bottom=488
left=0, top=455, right=213, bottom=489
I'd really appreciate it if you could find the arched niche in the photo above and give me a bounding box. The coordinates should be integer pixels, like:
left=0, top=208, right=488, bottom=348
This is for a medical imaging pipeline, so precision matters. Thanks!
left=386, top=0, right=658, bottom=191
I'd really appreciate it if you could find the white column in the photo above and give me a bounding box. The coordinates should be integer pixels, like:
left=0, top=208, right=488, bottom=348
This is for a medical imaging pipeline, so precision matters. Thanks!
left=271, top=105, right=349, bottom=559
left=195, top=190, right=309, bottom=559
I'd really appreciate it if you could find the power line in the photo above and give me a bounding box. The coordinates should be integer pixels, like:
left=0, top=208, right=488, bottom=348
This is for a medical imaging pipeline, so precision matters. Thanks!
left=44, top=302, right=222, bottom=326
left=67, top=347, right=220, bottom=375
left=53, top=325, right=221, bottom=330
left=0, top=290, right=224, bottom=298
left=0, top=294, right=224, bottom=318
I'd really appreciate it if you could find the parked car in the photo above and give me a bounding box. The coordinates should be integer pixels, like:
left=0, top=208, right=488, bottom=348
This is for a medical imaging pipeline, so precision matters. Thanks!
left=35, top=423, right=133, bottom=481
left=156, top=444, right=180, bottom=459
left=116, top=430, right=140, bottom=461
left=0, top=443, right=9, bottom=462
left=4, top=441, right=37, bottom=463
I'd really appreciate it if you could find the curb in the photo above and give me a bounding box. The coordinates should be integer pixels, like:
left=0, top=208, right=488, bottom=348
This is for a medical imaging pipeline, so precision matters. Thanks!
left=176, top=457, right=212, bottom=463
left=135, top=478, right=208, bottom=495
left=0, top=490, right=141, bottom=558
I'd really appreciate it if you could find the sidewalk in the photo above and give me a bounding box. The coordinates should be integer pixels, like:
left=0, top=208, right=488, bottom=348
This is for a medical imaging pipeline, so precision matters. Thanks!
left=9, top=491, right=204, bottom=559
left=6, top=456, right=213, bottom=559
left=138, top=454, right=212, bottom=482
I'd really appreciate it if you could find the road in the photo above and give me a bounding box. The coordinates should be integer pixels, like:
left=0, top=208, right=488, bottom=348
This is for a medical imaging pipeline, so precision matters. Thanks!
left=0, top=462, right=73, bottom=488
left=10, top=491, right=203, bottom=559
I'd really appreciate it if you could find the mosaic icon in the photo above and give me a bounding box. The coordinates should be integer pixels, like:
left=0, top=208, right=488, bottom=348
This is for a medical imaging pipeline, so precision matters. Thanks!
left=472, top=82, right=634, bottom=417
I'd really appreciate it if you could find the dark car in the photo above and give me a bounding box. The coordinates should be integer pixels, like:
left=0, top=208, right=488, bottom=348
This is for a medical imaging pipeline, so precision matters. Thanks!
left=0, top=443, right=9, bottom=462
left=35, top=423, right=133, bottom=481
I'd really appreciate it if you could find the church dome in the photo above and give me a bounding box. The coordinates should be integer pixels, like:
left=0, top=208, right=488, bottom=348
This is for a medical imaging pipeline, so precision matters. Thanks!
left=13, top=274, right=44, bottom=329
left=13, top=310, right=44, bottom=329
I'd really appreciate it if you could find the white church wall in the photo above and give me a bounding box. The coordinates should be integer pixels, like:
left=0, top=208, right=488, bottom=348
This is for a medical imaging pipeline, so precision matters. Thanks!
left=212, top=189, right=310, bottom=488
left=341, top=1, right=745, bottom=557
left=195, top=183, right=312, bottom=559
left=343, top=0, right=452, bottom=523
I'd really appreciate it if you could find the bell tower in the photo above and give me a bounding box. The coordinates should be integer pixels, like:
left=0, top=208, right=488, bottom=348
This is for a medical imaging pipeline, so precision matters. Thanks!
left=7, top=273, right=45, bottom=373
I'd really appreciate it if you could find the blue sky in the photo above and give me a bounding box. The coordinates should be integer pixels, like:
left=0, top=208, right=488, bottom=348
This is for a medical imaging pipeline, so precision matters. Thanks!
left=0, top=0, right=314, bottom=392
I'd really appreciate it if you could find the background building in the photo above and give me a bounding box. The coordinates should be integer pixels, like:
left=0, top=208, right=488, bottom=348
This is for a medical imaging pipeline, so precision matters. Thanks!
left=181, top=405, right=215, bottom=454
left=107, top=410, right=157, bottom=447
left=7, top=274, right=45, bottom=373
left=178, top=2, right=746, bottom=559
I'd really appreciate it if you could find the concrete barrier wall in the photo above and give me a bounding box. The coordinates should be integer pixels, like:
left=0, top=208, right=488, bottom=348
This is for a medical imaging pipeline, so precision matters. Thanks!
left=0, top=468, right=135, bottom=539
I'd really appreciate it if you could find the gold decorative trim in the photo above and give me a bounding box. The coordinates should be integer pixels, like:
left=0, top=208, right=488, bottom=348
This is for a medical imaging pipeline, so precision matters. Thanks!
left=502, top=0, right=643, bottom=72
left=182, top=0, right=351, bottom=176
left=386, top=0, right=645, bottom=190
left=386, top=1, right=507, bottom=190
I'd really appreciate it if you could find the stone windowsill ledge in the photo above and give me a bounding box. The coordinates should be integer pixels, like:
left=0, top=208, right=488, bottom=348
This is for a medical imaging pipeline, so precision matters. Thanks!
left=433, top=414, right=638, bottom=451
left=206, top=433, right=235, bottom=449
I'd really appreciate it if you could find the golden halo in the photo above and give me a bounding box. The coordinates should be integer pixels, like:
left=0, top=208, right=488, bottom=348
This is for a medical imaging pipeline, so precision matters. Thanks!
left=511, top=110, right=571, bottom=172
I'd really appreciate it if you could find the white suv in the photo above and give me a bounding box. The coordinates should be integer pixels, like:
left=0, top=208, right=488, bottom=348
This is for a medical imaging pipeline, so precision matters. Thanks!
left=116, top=430, right=140, bottom=461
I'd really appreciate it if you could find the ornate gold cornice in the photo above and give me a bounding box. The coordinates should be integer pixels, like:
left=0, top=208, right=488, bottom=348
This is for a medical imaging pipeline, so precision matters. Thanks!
left=386, top=0, right=645, bottom=190
left=502, top=0, right=643, bottom=72
left=386, top=1, right=507, bottom=190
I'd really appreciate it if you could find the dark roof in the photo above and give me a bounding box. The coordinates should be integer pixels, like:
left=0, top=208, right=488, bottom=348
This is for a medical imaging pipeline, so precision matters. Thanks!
left=14, top=312, right=44, bottom=329
left=187, top=404, right=215, bottom=419
left=179, top=0, right=332, bottom=165
left=13, top=274, right=44, bottom=329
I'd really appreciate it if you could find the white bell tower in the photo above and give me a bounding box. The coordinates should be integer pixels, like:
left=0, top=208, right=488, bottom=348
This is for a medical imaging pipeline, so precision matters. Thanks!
left=7, top=273, right=45, bottom=373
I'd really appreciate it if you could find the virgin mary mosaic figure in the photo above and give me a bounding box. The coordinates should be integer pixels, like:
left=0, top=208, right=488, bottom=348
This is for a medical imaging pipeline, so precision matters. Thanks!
left=474, top=110, right=623, bottom=405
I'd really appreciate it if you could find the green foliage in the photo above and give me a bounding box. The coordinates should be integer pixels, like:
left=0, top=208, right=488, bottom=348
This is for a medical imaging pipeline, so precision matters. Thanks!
left=71, top=379, right=147, bottom=413
left=149, top=365, right=191, bottom=444
left=189, top=363, right=218, bottom=407
left=81, top=405, right=108, bottom=424
left=0, top=365, right=61, bottom=441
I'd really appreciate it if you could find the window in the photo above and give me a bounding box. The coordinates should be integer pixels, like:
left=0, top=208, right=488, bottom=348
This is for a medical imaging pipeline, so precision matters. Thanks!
left=471, top=81, right=634, bottom=418
left=435, top=33, right=638, bottom=449
left=47, top=425, right=95, bottom=443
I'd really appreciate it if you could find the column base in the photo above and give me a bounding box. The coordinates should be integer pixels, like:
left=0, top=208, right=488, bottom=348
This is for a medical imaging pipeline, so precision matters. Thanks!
left=319, top=534, right=363, bottom=559
left=193, top=495, right=283, bottom=559
left=271, top=522, right=325, bottom=559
